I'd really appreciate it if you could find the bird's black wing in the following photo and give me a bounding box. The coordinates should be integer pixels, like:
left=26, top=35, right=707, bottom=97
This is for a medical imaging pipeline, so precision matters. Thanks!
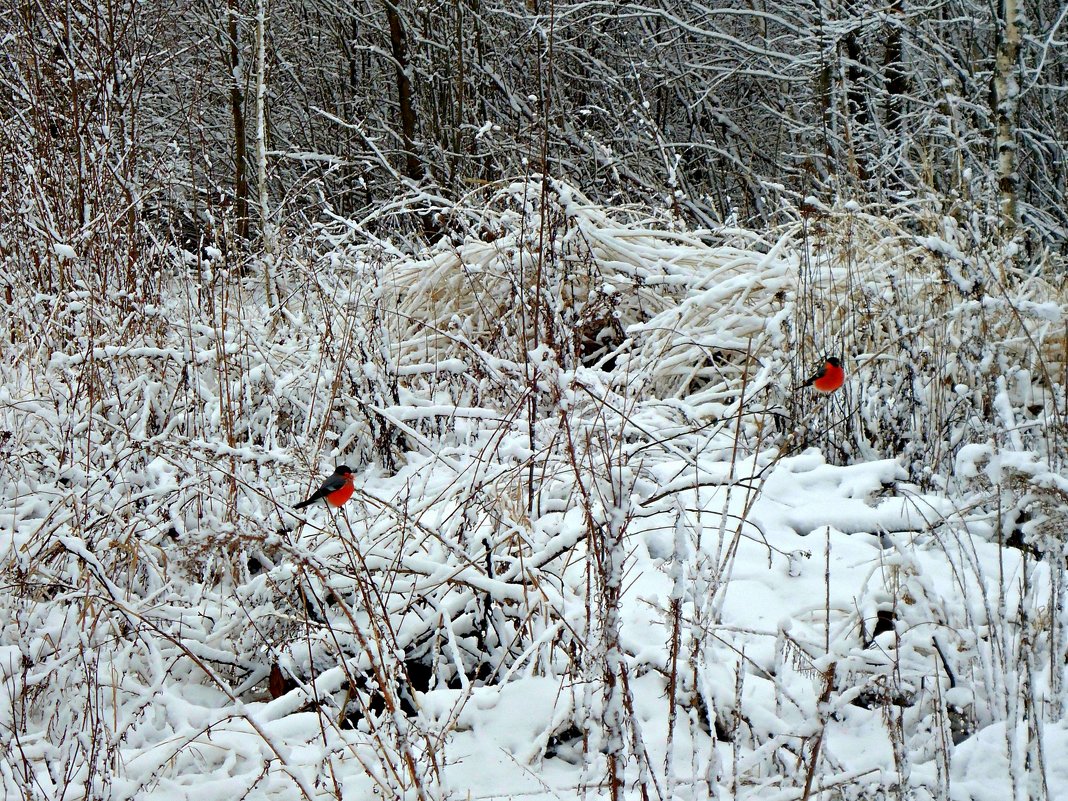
left=294, top=474, right=348, bottom=508
left=803, top=363, right=828, bottom=387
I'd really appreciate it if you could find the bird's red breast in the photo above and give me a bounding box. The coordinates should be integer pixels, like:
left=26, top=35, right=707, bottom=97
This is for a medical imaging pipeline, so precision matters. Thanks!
left=325, top=476, right=355, bottom=507
left=809, top=361, right=845, bottom=393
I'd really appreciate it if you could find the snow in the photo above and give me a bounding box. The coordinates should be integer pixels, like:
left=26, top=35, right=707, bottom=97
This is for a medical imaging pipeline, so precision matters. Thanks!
left=52, top=242, right=77, bottom=260
left=2, top=185, right=1066, bottom=799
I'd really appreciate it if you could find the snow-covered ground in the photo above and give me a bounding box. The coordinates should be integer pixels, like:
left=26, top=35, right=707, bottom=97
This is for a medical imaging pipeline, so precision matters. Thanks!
left=2, top=184, right=1066, bottom=799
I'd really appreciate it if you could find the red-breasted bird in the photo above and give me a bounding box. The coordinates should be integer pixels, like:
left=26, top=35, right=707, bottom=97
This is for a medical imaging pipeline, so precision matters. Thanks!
left=799, top=356, right=845, bottom=394
left=294, top=465, right=355, bottom=509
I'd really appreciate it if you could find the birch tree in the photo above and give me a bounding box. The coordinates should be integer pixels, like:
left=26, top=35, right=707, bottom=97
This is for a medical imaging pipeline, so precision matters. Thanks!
left=994, top=0, right=1021, bottom=233
left=254, top=0, right=278, bottom=304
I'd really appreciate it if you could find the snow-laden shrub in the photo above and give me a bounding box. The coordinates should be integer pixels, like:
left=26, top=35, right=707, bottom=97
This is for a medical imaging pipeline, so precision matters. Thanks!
left=1, top=183, right=1067, bottom=798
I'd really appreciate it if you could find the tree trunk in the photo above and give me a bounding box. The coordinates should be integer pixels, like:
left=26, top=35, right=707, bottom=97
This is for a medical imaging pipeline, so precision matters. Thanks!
left=254, top=0, right=277, bottom=305
left=227, top=0, right=250, bottom=241
left=993, top=0, right=1020, bottom=233
left=383, top=0, right=423, bottom=183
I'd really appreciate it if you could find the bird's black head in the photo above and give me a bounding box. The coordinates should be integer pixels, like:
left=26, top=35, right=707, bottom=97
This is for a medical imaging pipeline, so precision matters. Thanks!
left=334, top=464, right=353, bottom=474
left=826, top=356, right=842, bottom=367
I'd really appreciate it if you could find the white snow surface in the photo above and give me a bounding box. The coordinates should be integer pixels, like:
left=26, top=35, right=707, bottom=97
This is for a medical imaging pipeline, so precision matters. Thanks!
left=2, top=185, right=1066, bottom=800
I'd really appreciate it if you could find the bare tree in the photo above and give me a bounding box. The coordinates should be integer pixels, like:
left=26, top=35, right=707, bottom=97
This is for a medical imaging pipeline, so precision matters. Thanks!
left=993, top=0, right=1021, bottom=233
left=226, top=0, right=251, bottom=241
left=384, top=0, right=423, bottom=183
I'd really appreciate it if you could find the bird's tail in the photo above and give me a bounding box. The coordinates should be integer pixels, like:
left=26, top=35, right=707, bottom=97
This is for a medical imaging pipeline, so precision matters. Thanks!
left=293, top=498, right=313, bottom=510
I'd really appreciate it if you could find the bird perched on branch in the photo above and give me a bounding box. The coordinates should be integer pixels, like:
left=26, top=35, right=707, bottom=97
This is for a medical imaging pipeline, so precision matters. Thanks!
left=294, top=465, right=355, bottom=509
left=799, top=356, right=845, bottom=394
